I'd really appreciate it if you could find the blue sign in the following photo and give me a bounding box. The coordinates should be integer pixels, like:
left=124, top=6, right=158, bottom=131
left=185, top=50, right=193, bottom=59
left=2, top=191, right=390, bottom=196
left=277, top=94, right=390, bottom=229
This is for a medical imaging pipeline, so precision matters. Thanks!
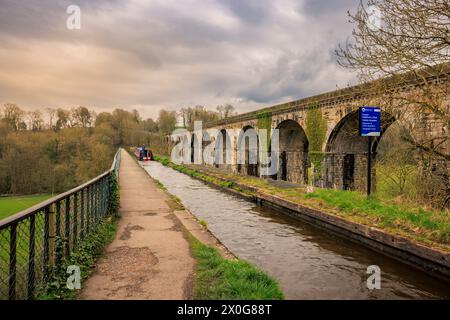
left=359, top=107, right=381, bottom=137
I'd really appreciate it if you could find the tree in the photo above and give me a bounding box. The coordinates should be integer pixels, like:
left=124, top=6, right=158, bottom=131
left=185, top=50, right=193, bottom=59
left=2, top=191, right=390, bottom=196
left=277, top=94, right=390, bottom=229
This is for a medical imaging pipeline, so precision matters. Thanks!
left=95, top=112, right=114, bottom=127
left=178, top=106, right=219, bottom=129
left=56, top=108, right=70, bottom=130
left=179, top=108, right=189, bottom=128
left=336, top=0, right=449, bottom=160
left=46, top=108, right=56, bottom=130
left=157, top=109, right=177, bottom=134
left=216, top=104, right=236, bottom=119
left=143, top=118, right=158, bottom=132
left=1, top=103, right=25, bottom=131
left=335, top=0, right=449, bottom=207
left=27, top=110, right=44, bottom=131
left=191, top=105, right=219, bottom=127
left=72, top=106, right=93, bottom=128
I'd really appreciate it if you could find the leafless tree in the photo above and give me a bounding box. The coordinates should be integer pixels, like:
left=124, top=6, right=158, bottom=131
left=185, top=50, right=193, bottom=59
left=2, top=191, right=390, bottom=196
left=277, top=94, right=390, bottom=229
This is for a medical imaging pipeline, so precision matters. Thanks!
left=216, top=104, right=236, bottom=119
left=1, top=103, right=25, bottom=131
left=336, top=0, right=449, bottom=207
left=46, top=108, right=56, bottom=130
left=27, top=110, right=44, bottom=131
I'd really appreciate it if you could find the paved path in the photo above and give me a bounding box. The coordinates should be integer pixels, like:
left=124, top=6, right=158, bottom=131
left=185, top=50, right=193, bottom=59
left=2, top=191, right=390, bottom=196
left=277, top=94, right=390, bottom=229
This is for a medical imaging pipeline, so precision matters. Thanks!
left=80, top=150, right=195, bottom=300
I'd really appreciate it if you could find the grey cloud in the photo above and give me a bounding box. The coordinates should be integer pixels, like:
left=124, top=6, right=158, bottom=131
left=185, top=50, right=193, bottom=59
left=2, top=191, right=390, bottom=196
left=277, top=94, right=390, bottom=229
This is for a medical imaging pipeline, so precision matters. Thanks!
left=0, top=0, right=359, bottom=119
left=221, top=0, right=273, bottom=25
left=301, top=0, right=357, bottom=16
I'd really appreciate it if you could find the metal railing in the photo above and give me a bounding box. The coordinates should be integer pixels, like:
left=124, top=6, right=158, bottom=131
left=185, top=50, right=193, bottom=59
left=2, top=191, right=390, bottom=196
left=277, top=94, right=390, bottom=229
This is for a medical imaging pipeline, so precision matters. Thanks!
left=0, top=149, right=121, bottom=300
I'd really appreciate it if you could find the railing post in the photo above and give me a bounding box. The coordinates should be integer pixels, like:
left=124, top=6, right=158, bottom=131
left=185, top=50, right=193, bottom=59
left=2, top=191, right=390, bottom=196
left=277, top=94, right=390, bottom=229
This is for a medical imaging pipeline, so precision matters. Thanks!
left=9, top=223, right=17, bottom=300
left=44, top=207, right=49, bottom=277
left=106, top=175, right=110, bottom=215
left=55, top=201, right=61, bottom=267
left=95, top=182, right=99, bottom=223
left=65, top=197, right=71, bottom=257
left=86, top=185, right=91, bottom=234
left=73, top=192, right=78, bottom=249
left=92, top=183, right=96, bottom=226
left=27, top=214, right=36, bottom=300
left=80, top=188, right=85, bottom=239
left=91, top=184, right=94, bottom=227
left=102, top=178, right=107, bottom=217
left=48, top=204, right=56, bottom=268
left=98, top=180, right=102, bottom=218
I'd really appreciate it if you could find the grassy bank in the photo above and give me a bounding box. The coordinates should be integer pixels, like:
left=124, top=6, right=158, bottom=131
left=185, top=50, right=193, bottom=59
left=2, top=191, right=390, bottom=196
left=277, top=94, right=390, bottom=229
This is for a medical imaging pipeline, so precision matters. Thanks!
left=154, top=155, right=449, bottom=251
left=189, top=235, right=283, bottom=300
left=0, top=194, right=52, bottom=220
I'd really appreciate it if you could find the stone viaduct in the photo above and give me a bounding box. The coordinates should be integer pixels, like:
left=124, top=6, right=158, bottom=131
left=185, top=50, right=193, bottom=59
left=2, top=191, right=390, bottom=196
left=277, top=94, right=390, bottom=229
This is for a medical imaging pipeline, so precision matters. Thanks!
left=169, top=66, right=449, bottom=193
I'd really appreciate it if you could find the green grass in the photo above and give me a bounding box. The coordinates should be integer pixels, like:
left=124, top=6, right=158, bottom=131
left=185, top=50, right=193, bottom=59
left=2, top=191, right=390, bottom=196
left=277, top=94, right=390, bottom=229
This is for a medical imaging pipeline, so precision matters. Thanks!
left=303, top=189, right=450, bottom=245
left=0, top=194, right=52, bottom=220
left=189, top=235, right=284, bottom=300
left=199, top=219, right=208, bottom=229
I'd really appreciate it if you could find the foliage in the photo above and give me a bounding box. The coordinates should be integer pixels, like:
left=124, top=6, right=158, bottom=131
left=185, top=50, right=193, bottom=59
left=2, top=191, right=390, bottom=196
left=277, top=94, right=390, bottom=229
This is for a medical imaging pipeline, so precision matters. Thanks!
left=305, top=105, right=327, bottom=153
left=256, top=111, right=272, bottom=150
left=305, top=105, right=327, bottom=179
left=157, top=109, right=177, bottom=134
left=189, top=235, right=284, bottom=300
left=108, top=174, right=120, bottom=217
left=0, top=127, right=115, bottom=195
left=36, top=216, right=119, bottom=300
left=0, top=104, right=151, bottom=196
left=199, top=220, right=208, bottom=229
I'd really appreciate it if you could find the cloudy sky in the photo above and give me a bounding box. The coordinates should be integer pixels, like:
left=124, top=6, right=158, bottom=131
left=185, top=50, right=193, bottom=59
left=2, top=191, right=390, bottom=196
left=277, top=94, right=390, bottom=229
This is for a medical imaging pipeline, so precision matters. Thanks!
left=0, top=0, right=359, bottom=119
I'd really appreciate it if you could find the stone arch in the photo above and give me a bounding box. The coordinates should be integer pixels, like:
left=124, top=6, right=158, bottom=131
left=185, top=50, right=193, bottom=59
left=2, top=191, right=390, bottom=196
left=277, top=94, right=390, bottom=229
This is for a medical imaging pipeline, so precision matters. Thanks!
left=237, top=125, right=259, bottom=177
left=323, top=109, right=396, bottom=191
left=275, top=120, right=309, bottom=184
left=214, top=129, right=232, bottom=169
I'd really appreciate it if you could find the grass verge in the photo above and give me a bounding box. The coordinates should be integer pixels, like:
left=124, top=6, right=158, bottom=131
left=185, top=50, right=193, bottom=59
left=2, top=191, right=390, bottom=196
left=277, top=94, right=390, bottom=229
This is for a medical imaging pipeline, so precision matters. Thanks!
left=189, top=235, right=283, bottom=300
left=36, top=215, right=119, bottom=300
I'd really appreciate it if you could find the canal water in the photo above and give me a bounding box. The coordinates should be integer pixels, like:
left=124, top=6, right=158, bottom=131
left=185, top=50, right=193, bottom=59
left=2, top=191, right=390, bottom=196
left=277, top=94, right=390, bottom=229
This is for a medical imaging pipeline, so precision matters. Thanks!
left=142, top=161, right=450, bottom=299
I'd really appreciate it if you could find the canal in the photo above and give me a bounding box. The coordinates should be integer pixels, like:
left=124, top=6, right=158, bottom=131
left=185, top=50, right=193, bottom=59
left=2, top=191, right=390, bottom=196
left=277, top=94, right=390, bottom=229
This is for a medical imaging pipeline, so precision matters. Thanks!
left=142, top=161, right=450, bottom=299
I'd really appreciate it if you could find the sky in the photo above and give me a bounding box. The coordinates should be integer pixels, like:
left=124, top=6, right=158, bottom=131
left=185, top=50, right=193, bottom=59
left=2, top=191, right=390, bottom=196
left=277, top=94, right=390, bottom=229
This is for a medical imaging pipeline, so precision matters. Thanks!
left=0, top=0, right=359, bottom=120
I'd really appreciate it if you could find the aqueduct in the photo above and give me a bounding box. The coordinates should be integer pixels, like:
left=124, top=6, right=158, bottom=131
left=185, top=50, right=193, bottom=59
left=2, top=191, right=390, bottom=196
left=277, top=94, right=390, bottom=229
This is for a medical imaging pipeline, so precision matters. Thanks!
left=172, top=66, right=449, bottom=193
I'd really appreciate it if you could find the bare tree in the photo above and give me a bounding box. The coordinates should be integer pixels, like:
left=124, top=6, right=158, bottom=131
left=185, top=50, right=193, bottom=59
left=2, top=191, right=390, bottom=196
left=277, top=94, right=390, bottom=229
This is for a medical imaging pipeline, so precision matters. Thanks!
left=336, top=0, right=449, bottom=206
left=27, top=110, right=44, bottom=131
left=336, top=0, right=449, bottom=158
left=1, top=103, right=25, bottom=131
left=46, top=107, right=56, bottom=130
left=216, top=104, right=236, bottom=119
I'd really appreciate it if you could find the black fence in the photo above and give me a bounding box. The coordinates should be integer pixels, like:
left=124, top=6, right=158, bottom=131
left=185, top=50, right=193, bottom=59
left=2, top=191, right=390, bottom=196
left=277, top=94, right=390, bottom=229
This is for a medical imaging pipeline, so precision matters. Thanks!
left=0, top=150, right=121, bottom=300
